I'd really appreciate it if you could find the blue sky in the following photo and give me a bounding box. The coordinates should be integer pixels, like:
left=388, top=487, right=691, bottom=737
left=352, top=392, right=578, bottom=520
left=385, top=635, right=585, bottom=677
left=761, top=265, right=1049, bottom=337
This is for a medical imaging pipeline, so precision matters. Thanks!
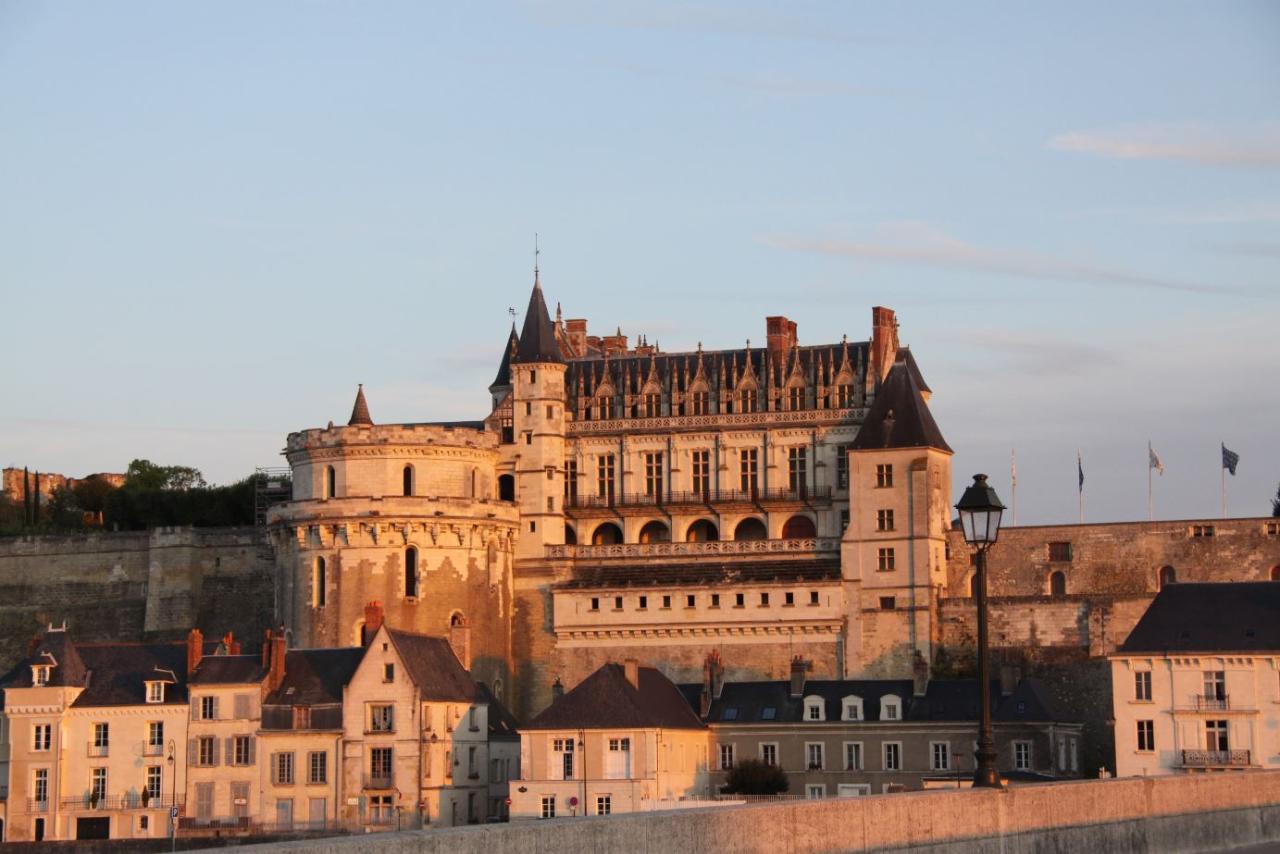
left=2, top=1, right=1277, bottom=524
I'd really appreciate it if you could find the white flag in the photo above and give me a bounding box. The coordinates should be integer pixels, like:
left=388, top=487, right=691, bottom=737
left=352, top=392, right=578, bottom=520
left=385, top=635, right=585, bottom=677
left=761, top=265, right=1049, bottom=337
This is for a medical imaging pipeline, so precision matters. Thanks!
left=1149, top=443, right=1164, bottom=475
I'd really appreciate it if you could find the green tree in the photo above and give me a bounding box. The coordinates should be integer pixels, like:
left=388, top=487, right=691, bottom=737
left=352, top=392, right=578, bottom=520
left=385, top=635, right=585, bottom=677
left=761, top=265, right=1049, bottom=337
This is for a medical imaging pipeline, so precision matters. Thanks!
left=1272, top=482, right=1280, bottom=518
left=720, top=759, right=789, bottom=795
left=124, top=459, right=206, bottom=491
left=72, top=475, right=118, bottom=515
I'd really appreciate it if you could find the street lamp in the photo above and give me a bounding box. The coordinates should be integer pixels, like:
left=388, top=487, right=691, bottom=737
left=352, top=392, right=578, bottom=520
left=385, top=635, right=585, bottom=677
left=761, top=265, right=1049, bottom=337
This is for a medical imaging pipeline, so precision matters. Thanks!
left=166, top=738, right=177, bottom=849
left=955, top=473, right=1006, bottom=789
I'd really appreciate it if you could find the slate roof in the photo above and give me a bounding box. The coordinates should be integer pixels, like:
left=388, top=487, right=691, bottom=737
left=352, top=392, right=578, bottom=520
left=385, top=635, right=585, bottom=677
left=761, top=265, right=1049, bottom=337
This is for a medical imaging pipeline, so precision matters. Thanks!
left=850, top=351, right=950, bottom=453
left=490, top=325, right=518, bottom=390
left=385, top=628, right=477, bottom=702
left=514, top=280, right=563, bottom=364
left=1118, top=582, right=1280, bottom=654
left=556, top=559, right=841, bottom=590
left=190, top=655, right=268, bottom=685
left=526, top=663, right=706, bottom=731
left=348, top=384, right=373, bottom=426
left=7, top=630, right=89, bottom=688
left=475, top=681, right=521, bottom=741
left=72, top=643, right=189, bottom=707
left=263, top=648, right=364, bottom=707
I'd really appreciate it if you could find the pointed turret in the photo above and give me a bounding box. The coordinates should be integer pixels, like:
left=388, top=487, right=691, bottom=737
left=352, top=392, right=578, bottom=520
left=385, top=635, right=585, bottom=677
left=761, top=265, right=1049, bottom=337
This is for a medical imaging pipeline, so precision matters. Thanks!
left=490, top=324, right=519, bottom=393
left=348, top=384, right=373, bottom=426
left=514, top=277, right=563, bottom=364
left=850, top=354, right=949, bottom=452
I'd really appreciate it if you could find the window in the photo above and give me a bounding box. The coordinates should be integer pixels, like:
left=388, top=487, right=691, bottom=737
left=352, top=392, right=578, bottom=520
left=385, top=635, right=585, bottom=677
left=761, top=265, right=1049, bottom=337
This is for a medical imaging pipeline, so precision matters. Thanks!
left=1205, top=720, right=1230, bottom=751
left=148, top=721, right=164, bottom=750
left=709, top=593, right=719, bottom=608
left=91, top=767, right=107, bottom=802
left=552, top=738, right=575, bottom=780
left=836, top=448, right=849, bottom=489
left=370, top=747, right=393, bottom=782
left=877, top=548, right=895, bottom=572
left=233, top=735, right=252, bottom=766
left=597, top=454, right=616, bottom=501
left=639, top=595, right=648, bottom=610
left=842, top=697, right=863, bottom=721
left=524, top=432, right=532, bottom=445
left=1159, top=565, right=1177, bottom=588
left=590, top=597, right=599, bottom=611
left=596, top=795, right=612, bottom=815
left=692, top=449, right=711, bottom=496
left=274, top=751, right=295, bottom=785
left=468, top=745, right=479, bottom=778
left=1192, top=525, right=1215, bottom=538
left=844, top=742, right=863, bottom=771
left=760, top=743, right=778, bottom=767
left=836, top=384, right=854, bottom=408
left=662, top=595, right=672, bottom=609
left=807, top=742, right=825, bottom=770
left=644, top=452, right=664, bottom=497
left=879, top=596, right=896, bottom=610
left=805, top=698, right=824, bottom=721
left=200, top=696, right=217, bottom=720
left=405, top=547, right=419, bottom=598
left=739, top=387, right=758, bottom=413
left=881, top=697, right=900, bottom=720
left=735, top=592, right=745, bottom=607
left=564, top=460, right=578, bottom=504
left=540, top=796, right=556, bottom=819
left=784, top=591, right=795, bottom=606
left=403, top=465, right=414, bottom=496
left=809, top=590, right=819, bottom=605
left=875, top=464, right=893, bottom=488
left=33, top=723, right=51, bottom=751
left=1137, top=720, right=1155, bottom=752
left=1203, top=670, right=1226, bottom=702
left=788, top=446, right=808, bottom=494
left=146, top=766, right=162, bottom=800
left=197, top=736, right=217, bottom=767
left=719, top=744, right=735, bottom=770
left=33, top=664, right=50, bottom=685
left=806, top=784, right=826, bottom=799
left=140, top=815, right=149, bottom=832
left=883, top=742, right=901, bottom=771
left=1134, top=671, right=1152, bottom=702
left=789, top=385, right=804, bottom=411
left=597, top=393, right=614, bottom=420
left=308, top=752, right=328, bottom=786
left=314, top=557, right=326, bottom=608
left=1014, top=741, right=1032, bottom=771
left=383, top=663, right=394, bottom=683
left=325, top=465, right=336, bottom=499
left=293, top=705, right=311, bottom=729
left=33, top=768, right=49, bottom=804
left=146, top=682, right=165, bottom=703
left=759, top=592, right=769, bottom=606
left=1048, top=541, right=1073, bottom=562
left=613, top=596, right=623, bottom=611
left=687, top=594, right=696, bottom=608
left=876, top=509, right=894, bottom=531
left=739, top=448, right=759, bottom=494
left=931, top=742, right=951, bottom=771
left=721, top=708, right=738, bottom=721
left=93, top=722, right=110, bottom=751
left=1049, top=571, right=1066, bottom=596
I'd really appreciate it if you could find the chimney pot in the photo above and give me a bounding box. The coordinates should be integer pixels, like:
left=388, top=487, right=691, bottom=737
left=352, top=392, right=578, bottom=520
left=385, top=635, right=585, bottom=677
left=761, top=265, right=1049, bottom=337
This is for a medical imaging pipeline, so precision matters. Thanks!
left=362, top=601, right=385, bottom=646
left=186, top=628, right=203, bottom=676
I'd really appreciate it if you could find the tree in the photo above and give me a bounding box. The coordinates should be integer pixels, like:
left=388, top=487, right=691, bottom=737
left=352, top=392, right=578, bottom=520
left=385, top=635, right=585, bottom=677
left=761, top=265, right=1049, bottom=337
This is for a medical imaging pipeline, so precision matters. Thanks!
left=720, top=759, right=789, bottom=795
left=1272, top=482, right=1280, bottom=518
left=124, top=459, right=206, bottom=491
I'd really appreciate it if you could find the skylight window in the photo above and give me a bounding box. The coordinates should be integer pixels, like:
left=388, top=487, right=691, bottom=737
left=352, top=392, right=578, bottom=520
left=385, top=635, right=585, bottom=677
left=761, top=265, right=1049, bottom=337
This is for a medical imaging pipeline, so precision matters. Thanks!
left=761, top=707, right=777, bottom=720
left=722, top=708, right=738, bottom=721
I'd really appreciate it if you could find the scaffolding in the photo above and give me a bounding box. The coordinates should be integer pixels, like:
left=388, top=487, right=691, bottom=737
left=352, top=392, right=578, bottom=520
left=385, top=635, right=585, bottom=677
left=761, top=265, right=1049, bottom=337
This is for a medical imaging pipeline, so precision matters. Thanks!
left=253, top=467, right=293, bottom=529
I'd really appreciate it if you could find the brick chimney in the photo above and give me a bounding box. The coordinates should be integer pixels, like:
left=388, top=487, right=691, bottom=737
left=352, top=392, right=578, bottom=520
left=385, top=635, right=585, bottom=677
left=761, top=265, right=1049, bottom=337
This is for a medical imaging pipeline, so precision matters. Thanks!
left=222, top=632, right=241, bottom=656
left=261, top=629, right=272, bottom=668
left=362, top=601, right=385, bottom=646
left=766, top=316, right=798, bottom=363
left=623, top=658, right=640, bottom=691
left=269, top=629, right=287, bottom=691
left=700, top=650, right=725, bottom=718
left=789, top=655, right=809, bottom=698
left=186, top=628, right=203, bottom=676
left=869, top=306, right=899, bottom=385
left=565, top=318, right=588, bottom=356
left=912, top=650, right=929, bottom=697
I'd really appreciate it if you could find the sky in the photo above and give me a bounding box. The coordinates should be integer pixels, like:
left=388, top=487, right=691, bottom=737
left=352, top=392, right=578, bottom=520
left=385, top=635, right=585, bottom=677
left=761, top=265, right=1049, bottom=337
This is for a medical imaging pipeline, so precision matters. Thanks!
left=1, top=1, right=1278, bottom=525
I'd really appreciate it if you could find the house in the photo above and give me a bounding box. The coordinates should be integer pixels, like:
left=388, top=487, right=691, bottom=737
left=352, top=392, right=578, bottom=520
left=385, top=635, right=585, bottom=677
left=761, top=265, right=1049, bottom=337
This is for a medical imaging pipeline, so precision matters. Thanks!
left=511, top=659, right=710, bottom=820
left=477, top=681, right=520, bottom=821
left=1110, top=581, right=1280, bottom=777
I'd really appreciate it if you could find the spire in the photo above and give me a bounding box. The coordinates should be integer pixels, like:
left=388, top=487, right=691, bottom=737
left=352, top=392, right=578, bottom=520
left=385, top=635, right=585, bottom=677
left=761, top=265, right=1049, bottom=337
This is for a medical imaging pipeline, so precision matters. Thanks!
left=490, top=324, right=519, bottom=391
left=850, top=354, right=949, bottom=452
left=514, top=272, right=563, bottom=364
left=348, top=384, right=373, bottom=426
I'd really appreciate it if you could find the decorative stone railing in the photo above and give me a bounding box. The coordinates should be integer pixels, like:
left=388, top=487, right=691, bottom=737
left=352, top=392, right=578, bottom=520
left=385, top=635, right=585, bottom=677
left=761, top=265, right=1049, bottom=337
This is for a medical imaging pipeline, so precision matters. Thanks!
left=545, top=537, right=841, bottom=561
left=567, top=407, right=867, bottom=435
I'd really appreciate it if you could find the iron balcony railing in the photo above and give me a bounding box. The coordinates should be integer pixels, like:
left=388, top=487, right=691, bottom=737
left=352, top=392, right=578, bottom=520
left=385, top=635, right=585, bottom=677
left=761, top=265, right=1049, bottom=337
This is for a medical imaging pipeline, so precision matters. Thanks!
left=143, top=741, right=166, bottom=757
left=60, top=793, right=184, bottom=811
left=1194, top=694, right=1230, bottom=711
left=1179, top=749, right=1251, bottom=767
left=27, top=798, right=50, bottom=813
left=179, top=816, right=250, bottom=832
left=87, top=742, right=110, bottom=757
left=363, top=773, right=394, bottom=790
left=567, top=486, right=832, bottom=510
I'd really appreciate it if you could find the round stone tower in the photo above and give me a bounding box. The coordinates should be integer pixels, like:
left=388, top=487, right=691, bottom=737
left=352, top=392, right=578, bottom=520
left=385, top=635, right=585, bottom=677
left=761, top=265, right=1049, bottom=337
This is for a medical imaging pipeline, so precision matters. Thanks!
left=269, top=386, right=519, bottom=695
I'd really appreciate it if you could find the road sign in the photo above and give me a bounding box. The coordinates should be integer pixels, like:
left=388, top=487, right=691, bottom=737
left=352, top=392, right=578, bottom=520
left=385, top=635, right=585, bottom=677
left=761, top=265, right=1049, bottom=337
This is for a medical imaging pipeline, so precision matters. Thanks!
left=170, top=806, right=179, bottom=819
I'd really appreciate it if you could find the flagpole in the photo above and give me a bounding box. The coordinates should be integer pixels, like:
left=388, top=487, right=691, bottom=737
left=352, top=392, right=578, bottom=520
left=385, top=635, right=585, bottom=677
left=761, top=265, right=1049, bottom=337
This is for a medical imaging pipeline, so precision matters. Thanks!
left=1147, top=440, right=1153, bottom=522
left=1011, top=448, right=1017, bottom=527
left=1222, top=452, right=1227, bottom=519
left=1078, top=450, right=1084, bottom=525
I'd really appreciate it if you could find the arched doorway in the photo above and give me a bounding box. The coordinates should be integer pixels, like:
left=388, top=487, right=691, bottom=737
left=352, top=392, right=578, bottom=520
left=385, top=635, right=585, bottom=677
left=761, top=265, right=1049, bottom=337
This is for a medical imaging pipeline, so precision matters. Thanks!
left=686, top=519, right=719, bottom=542
left=1049, top=571, right=1066, bottom=597
left=498, top=474, right=515, bottom=501
left=592, top=522, right=623, bottom=545
left=1158, top=565, right=1176, bottom=589
left=781, top=514, right=816, bottom=539
left=564, top=523, right=577, bottom=545
left=638, top=521, right=671, bottom=544
left=734, top=517, right=767, bottom=541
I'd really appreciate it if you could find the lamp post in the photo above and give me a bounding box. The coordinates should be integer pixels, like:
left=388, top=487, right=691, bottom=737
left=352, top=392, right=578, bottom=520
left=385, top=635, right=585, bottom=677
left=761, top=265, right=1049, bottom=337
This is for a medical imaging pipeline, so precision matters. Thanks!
left=167, top=738, right=177, bottom=850
left=955, top=473, right=1006, bottom=789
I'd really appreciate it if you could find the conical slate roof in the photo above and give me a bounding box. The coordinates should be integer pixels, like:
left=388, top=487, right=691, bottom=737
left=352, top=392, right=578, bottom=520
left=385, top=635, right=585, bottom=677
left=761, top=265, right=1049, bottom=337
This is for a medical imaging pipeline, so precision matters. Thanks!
left=348, top=384, right=373, bottom=426
left=514, top=279, right=562, bottom=364
left=490, top=325, right=519, bottom=391
left=850, top=352, right=950, bottom=452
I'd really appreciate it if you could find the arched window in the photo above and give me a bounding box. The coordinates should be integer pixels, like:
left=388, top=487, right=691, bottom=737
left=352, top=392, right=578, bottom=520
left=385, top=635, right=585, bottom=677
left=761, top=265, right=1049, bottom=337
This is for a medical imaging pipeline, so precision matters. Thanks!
left=314, top=557, right=326, bottom=608
left=1158, top=565, right=1176, bottom=589
left=781, top=515, right=817, bottom=539
left=403, top=465, right=414, bottom=497
left=967, top=571, right=978, bottom=599
left=638, top=521, right=670, bottom=544
left=733, top=517, right=767, bottom=541
left=564, top=523, right=577, bottom=546
left=325, top=465, right=336, bottom=499
left=1049, top=571, right=1066, bottom=597
left=592, top=522, right=623, bottom=545
left=1271, top=565, right=1280, bottom=581
left=498, top=474, right=515, bottom=502
left=405, top=547, right=419, bottom=598
left=686, top=519, right=719, bottom=542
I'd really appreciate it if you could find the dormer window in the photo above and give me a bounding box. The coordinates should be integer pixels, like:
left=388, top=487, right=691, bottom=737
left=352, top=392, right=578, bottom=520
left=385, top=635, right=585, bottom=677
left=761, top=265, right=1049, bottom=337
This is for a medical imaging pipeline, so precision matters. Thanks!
left=146, top=681, right=165, bottom=703
left=803, top=695, right=825, bottom=722
left=881, top=694, right=901, bottom=721
left=32, top=665, right=51, bottom=686
left=842, top=695, right=863, bottom=721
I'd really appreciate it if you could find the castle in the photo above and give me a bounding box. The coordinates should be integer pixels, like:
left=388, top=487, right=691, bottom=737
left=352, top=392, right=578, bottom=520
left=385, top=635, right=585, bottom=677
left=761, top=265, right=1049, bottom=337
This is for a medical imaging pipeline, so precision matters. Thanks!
left=269, top=273, right=959, bottom=719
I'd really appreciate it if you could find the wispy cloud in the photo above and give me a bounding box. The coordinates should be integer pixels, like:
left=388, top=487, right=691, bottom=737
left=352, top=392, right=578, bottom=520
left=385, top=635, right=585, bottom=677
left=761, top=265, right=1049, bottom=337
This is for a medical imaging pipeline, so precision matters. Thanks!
left=763, top=222, right=1233, bottom=295
left=953, top=329, right=1118, bottom=377
left=1215, top=241, right=1280, bottom=259
left=1048, top=122, right=1280, bottom=169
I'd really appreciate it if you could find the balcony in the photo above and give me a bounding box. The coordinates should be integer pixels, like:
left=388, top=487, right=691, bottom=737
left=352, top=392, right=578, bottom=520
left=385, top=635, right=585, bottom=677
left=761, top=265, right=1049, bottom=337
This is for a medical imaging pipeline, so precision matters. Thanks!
left=143, top=742, right=166, bottom=757
left=1179, top=749, right=1251, bottom=768
left=567, top=486, right=832, bottom=512
left=27, top=798, right=49, bottom=813
left=567, top=405, right=867, bottom=435
left=1195, top=695, right=1230, bottom=711
left=179, top=816, right=250, bottom=832
left=547, top=536, right=841, bottom=561
left=363, top=773, right=394, bottom=790
left=60, top=793, right=185, bottom=811
left=87, top=742, right=110, bottom=757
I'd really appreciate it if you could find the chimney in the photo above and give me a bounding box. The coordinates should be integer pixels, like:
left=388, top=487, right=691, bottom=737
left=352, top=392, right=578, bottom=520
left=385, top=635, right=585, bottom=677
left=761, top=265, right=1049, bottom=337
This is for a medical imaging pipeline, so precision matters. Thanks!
left=565, top=318, right=588, bottom=356
left=789, top=655, right=808, bottom=698
left=623, top=658, right=640, bottom=691
left=700, top=650, right=725, bottom=718
left=269, top=629, right=287, bottom=691
left=362, top=601, right=385, bottom=646
left=261, top=629, right=272, bottom=668
left=551, top=677, right=564, bottom=701
left=869, top=306, right=900, bottom=384
left=912, top=650, right=929, bottom=697
left=222, top=632, right=241, bottom=655
left=766, top=316, right=798, bottom=364
left=186, top=628, right=203, bottom=676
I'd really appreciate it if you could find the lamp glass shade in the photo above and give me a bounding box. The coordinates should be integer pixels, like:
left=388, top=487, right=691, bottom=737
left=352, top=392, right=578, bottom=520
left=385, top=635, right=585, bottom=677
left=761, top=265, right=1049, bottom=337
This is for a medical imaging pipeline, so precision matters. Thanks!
left=955, top=474, right=1006, bottom=545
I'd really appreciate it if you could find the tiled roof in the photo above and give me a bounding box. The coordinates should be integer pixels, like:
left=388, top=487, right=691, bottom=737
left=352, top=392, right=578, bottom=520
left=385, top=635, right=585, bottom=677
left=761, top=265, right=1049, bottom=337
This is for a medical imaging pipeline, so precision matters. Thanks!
left=348, top=384, right=373, bottom=426
left=7, top=630, right=88, bottom=688
left=556, top=559, right=841, bottom=590
left=490, top=325, right=518, bottom=390
left=1119, top=581, right=1280, bottom=653
left=263, top=648, right=364, bottom=707
left=527, top=663, right=706, bottom=731
left=72, top=643, right=189, bottom=707
left=386, top=629, right=477, bottom=702
left=514, top=280, right=562, bottom=364
left=850, top=352, right=950, bottom=452
left=190, top=655, right=267, bottom=685
left=475, top=681, right=521, bottom=741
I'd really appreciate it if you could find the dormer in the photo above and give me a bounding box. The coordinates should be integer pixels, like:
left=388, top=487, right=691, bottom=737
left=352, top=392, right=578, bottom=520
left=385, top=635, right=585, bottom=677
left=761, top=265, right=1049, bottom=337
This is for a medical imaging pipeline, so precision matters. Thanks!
left=32, top=664, right=52, bottom=686
left=802, top=695, right=825, bottom=722
left=880, top=693, right=902, bottom=721
left=841, top=695, right=864, bottom=721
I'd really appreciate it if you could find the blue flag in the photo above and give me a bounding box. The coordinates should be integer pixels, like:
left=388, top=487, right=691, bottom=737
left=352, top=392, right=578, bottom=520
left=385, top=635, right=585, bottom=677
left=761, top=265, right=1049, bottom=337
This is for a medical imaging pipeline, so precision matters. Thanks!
left=1077, top=452, right=1084, bottom=491
left=1222, top=443, right=1240, bottom=476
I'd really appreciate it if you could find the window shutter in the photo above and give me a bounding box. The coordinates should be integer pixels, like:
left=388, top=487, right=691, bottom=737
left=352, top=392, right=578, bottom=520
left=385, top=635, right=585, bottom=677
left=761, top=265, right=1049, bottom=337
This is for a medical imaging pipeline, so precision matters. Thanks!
left=209, top=738, right=220, bottom=767
left=234, top=694, right=250, bottom=720
left=247, top=735, right=256, bottom=765
left=190, top=697, right=199, bottom=721
left=293, top=753, right=300, bottom=785
left=211, top=696, right=219, bottom=720
left=225, top=737, right=234, bottom=765
left=271, top=753, right=279, bottom=785
left=188, top=738, right=198, bottom=765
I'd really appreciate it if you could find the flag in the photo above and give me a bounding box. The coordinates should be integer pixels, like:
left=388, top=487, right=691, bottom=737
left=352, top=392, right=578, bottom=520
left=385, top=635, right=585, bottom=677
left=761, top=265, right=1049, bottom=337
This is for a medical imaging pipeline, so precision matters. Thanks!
left=1222, top=443, right=1240, bottom=476
left=1149, top=443, right=1164, bottom=475
left=1077, top=452, right=1084, bottom=492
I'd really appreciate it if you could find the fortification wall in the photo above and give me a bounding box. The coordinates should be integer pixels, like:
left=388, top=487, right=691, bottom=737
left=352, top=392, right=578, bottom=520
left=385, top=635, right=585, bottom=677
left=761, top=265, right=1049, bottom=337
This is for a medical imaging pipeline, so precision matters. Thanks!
left=0, top=527, right=273, bottom=676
